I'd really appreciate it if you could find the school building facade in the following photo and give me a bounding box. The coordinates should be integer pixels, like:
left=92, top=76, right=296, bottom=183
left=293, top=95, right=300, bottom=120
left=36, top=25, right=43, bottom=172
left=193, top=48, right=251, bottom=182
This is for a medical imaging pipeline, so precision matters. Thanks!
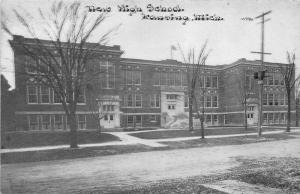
left=8, top=35, right=296, bottom=132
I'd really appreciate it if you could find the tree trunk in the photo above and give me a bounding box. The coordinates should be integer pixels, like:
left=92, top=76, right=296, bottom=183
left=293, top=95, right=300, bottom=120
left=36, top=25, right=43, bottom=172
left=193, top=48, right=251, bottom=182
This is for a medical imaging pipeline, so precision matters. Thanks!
left=296, top=98, right=299, bottom=127
left=69, top=111, right=78, bottom=148
left=287, top=92, right=291, bottom=132
left=188, top=94, right=194, bottom=132
left=244, top=101, right=248, bottom=130
left=200, top=111, right=205, bottom=139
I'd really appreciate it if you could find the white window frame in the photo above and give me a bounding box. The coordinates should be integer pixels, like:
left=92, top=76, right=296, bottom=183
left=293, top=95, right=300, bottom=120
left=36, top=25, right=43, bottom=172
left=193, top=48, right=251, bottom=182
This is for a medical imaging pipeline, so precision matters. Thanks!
left=77, top=115, right=87, bottom=130
left=40, top=85, right=51, bottom=104
left=27, top=85, right=39, bottom=104
left=28, top=115, right=39, bottom=130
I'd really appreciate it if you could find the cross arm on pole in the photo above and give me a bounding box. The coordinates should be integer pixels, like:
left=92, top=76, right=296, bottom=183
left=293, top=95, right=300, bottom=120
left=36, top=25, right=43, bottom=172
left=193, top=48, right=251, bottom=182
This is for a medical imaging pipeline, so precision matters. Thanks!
left=251, top=51, right=272, bottom=55
left=255, top=10, right=272, bottom=19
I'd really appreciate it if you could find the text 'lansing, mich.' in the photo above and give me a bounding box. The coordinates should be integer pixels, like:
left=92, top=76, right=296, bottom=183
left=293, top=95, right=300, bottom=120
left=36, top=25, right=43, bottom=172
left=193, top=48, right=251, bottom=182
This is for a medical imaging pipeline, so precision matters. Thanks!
left=86, top=4, right=224, bottom=25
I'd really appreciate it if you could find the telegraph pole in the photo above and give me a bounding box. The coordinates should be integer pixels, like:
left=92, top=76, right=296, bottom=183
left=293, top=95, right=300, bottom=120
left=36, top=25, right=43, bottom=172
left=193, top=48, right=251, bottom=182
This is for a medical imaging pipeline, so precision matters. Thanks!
left=251, top=10, right=272, bottom=137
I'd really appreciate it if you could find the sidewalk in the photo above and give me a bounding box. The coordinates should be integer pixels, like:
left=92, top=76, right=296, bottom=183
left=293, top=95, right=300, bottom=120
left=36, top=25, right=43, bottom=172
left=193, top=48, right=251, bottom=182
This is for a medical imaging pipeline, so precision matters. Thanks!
left=1, top=128, right=300, bottom=154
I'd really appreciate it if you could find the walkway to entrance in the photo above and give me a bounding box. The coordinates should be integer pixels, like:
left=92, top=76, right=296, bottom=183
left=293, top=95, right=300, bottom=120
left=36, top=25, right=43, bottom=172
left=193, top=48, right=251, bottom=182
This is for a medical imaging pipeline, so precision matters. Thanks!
left=1, top=127, right=300, bottom=153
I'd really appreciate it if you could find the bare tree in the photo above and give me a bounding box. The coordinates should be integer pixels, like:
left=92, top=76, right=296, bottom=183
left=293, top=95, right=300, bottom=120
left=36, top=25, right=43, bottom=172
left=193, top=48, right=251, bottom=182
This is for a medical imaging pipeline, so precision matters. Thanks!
left=295, top=75, right=300, bottom=127
left=178, top=43, right=209, bottom=138
left=2, top=1, right=119, bottom=148
left=239, top=71, right=250, bottom=130
left=278, top=52, right=298, bottom=132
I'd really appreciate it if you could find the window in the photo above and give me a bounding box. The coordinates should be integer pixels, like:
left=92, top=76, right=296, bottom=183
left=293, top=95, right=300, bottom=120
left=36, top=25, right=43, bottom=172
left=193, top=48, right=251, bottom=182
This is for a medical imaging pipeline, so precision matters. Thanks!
left=53, top=89, right=61, bottom=104
left=274, top=74, right=280, bottom=85
left=153, top=72, right=160, bottom=85
left=27, top=85, right=38, bottom=103
left=166, top=94, right=177, bottom=100
left=268, top=113, right=273, bottom=123
left=206, top=96, right=212, bottom=107
left=274, top=113, right=279, bottom=123
left=168, top=104, right=176, bottom=110
left=124, top=94, right=142, bottom=107
left=25, top=57, right=38, bottom=73
left=274, top=94, right=279, bottom=105
left=109, top=114, right=114, bottom=121
left=247, top=113, right=253, bottom=118
left=279, top=94, right=284, bottom=105
left=247, top=106, right=254, bottom=111
left=54, top=115, right=63, bottom=130
left=100, top=61, right=115, bottom=89
left=77, top=87, right=85, bottom=103
left=246, top=75, right=252, bottom=90
left=268, top=94, right=273, bottom=105
left=212, top=76, right=218, bottom=88
left=150, top=94, right=160, bottom=108
left=206, top=114, right=212, bottom=124
left=175, top=72, right=181, bottom=86
left=213, top=115, right=218, bottom=124
left=135, top=115, right=142, bottom=126
left=135, top=94, right=142, bottom=107
left=184, top=95, right=189, bottom=108
left=205, top=76, right=211, bottom=88
left=212, top=96, right=218, bottom=107
left=41, top=115, right=51, bottom=130
left=182, top=72, right=188, bottom=86
left=103, top=105, right=114, bottom=111
left=104, top=115, right=108, bottom=121
left=127, top=94, right=133, bottom=107
left=127, top=115, right=134, bottom=126
left=263, top=94, right=268, bottom=105
left=263, top=113, right=268, bottom=124
left=268, top=75, right=274, bottom=85
left=149, top=115, right=159, bottom=122
left=77, top=115, right=86, bottom=129
left=160, top=72, right=167, bottom=85
left=28, top=115, right=39, bottom=130
left=40, top=85, right=50, bottom=103
left=126, top=70, right=141, bottom=85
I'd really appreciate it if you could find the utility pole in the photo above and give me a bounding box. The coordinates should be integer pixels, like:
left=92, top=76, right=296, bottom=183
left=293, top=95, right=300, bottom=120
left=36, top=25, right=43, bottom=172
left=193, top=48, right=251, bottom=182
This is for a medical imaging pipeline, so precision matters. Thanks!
left=251, top=10, right=272, bottom=137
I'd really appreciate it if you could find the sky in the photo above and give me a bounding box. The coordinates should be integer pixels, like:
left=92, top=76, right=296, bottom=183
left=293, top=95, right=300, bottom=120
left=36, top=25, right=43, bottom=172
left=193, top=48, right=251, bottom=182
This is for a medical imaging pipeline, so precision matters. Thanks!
left=1, top=0, right=300, bottom=89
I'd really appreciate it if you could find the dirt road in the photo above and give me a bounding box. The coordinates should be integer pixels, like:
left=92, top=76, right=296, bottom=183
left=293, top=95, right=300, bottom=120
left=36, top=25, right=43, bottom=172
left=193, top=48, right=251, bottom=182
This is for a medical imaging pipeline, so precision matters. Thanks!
left=2, top=137, right=300, bottom=194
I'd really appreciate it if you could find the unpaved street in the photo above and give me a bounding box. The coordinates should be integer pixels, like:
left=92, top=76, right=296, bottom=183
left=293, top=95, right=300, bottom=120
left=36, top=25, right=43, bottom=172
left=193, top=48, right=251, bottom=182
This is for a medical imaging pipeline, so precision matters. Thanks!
left=2, top=137, right=300, bottom=194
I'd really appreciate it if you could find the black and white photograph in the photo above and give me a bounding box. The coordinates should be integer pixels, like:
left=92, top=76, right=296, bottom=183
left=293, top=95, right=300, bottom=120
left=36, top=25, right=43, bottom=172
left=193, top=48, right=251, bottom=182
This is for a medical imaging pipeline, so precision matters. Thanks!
left=1, top=0, right=300, bottom=193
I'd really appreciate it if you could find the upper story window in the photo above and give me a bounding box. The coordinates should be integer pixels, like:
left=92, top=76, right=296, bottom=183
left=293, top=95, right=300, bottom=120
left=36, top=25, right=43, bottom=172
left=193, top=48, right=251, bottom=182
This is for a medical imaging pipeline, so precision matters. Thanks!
left=27, top=85, right=38, bottom=104
left=263, top=93, right=286, bottom=106
left=100, top=61, right=115, bottom=89
left=126, top=70, right=141, bottom=85
left=40, top=85, right=50, bottom=103
left=25, top=56, right=38, bottom=73
left=166, top=94, right=177, bottom=100
left=245, top=75, right=252, bottom=90
left=150, top=94, right=160, bottom=108
left=200, top=95, right=218, bottom=108
left=123, top=93, right=142, bottom=108
left=265, top=73, right=284, bottom=86
left=53, top=89, right=61, bottom=104
left=153, top=71, right=184, bottom=86
left=77, top=87, right=85, bottom=104
left=103, top=105, right=115, bottom=111
left=205, top=76, right=218, bottom=88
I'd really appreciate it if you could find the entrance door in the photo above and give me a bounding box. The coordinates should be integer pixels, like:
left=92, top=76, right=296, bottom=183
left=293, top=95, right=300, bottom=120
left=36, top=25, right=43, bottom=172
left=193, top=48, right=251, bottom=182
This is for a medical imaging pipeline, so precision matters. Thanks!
left=102, top=114, right=115, bottom=128
left=247, top=113, right=255, bottom=125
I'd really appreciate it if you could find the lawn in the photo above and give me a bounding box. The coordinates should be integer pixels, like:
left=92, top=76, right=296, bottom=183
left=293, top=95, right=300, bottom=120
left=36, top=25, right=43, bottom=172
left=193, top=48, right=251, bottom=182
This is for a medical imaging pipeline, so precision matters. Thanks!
left=1, top=133, right=296, bottom=164
left=1, top=130, right=120, bottom=149
left=130, top=127, right=285, bottom=139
